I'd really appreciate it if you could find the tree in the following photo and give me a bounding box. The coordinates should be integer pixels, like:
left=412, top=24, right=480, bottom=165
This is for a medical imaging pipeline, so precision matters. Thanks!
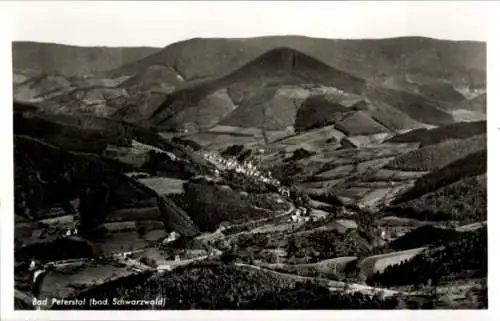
left=137, top=226, right=146, bottom=238
left=286, top=235, right=299, bottom=259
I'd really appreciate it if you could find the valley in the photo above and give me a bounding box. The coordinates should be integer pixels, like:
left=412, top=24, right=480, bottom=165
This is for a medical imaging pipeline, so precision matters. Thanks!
left=12, top=35, right=487, bottom=310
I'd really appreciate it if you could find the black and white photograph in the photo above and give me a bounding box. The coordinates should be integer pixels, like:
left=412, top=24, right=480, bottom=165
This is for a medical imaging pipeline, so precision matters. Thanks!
left=0, top=0, right=497, bottom=317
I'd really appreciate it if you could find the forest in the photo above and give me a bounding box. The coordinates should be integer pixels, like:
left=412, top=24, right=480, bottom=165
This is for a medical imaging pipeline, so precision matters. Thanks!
left=369, top=228, right=487, bottom=287
left=64, top=262, right=405, bottom=310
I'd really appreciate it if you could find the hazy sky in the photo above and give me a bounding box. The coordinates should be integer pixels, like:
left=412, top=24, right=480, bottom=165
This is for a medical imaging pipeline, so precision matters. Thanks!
left=2, top=1, right=496, bottom=47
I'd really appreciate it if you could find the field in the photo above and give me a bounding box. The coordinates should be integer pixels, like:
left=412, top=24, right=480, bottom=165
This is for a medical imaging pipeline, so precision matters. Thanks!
left=38, top=260, right=153, bottom=303
left=267, top=256, right=359, bottom=280
left=136, top=177, right=186, bottom=195
left=92, top=229, right=167, bottom=257
left=357, top=247, right=427, bottom=278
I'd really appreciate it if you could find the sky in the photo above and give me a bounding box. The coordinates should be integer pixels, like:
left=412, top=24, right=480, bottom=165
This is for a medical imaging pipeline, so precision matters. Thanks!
left=1, top=1, right=496, bottom=47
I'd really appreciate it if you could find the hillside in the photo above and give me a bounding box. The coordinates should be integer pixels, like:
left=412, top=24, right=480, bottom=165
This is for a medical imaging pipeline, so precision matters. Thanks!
left=386, top=121, right=486, bottom=146
left=145, top=47, right=366, bottom=131
left=390, top=175, right=486, bottom=222
left=12, top=41, right=160, bottom=76
left=35, top=86, right=129, bottom=117
left=385, top=134, right=486, bottom=171
left=365, top=86, right=456, bottom=126
left=119, top=64, right=184, bottom=92
left=107, top=36, right=485, bottom=88
left=389, top=225, right=462, bottom=251
left=13, top=74, right=73, bottom=102
left=393, top=149, right=486, bottom=204
left=334, top=111, right=389, bottom=136
left=294, top=96, right=351, bottom=132
left=370, top=228, right=487, bottom=287
left=14, top=135, right=147, bottom=223
left=417, top=82, right=466, bottom=106
left=362, top=99, right=424, bottom=131
left=451, top=93, right=487, bottom=122
left=172, top=182, right=274, bottom=232
left=68, top=262, right=401, bottom=309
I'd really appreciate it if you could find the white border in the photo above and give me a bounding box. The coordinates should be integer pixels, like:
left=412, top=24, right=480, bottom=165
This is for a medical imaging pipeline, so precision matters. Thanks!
left=1, top=1, right=499, bottom=320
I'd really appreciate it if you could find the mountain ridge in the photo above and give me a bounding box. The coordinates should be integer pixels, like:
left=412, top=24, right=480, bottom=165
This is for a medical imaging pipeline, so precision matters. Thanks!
left=104, top=35, right=486, bottom=85
left=12, top=41, right=161, bottom=76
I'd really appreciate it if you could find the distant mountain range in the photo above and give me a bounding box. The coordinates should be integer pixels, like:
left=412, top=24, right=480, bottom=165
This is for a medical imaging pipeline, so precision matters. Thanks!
left=12, top=36, right=487, bottom=134
left=13, top=36, right=486, bottom=84
left=12, top=41, right=161, bottom=76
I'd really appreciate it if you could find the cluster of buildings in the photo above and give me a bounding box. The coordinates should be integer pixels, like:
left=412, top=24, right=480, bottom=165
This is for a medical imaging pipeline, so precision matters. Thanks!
left=64, top=227, right=78, bottom=236
left=289, top=207, right=308, bottom=223
left=201, top=152, right=291, bottom=198
left=162, top=231, right=181, bottom=245
left=289, top=207, right=325, bottom=224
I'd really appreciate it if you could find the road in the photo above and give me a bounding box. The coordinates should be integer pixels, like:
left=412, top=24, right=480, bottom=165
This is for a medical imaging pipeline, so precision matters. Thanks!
left=235, top=262, right=406, bottom=298
left=195, top=200, right=295, bottom=243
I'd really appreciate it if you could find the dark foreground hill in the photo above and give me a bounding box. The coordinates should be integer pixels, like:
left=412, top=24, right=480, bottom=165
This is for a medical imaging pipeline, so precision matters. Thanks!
left=14, top=134, right=142, bottom=222
left=69, top=263, right=401, bottom=309
left=12, top=41, right=161, bottom=76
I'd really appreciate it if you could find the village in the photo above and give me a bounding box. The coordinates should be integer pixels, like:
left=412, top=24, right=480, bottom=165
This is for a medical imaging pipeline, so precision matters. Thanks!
left=200, top=151, right=320, bottom=224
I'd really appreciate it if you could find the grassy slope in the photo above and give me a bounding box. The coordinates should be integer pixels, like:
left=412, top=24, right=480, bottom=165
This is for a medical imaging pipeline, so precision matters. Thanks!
left=364, top=100, right=424, bottom=131
left=335, top=111, right=390, bottom=136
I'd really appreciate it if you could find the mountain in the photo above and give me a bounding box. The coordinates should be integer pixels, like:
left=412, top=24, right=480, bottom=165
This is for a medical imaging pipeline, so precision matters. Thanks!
left=12, top=41, right=161, bottom=76
left=14, top=37, right=486, bottom=131
left=106, top=36, right=486, bottom=89
left=140, top=47, right=366, bottom=131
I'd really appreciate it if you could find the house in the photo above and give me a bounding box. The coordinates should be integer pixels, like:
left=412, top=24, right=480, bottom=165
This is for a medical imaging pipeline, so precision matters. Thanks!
left=162, top=231, right=180, bottom=245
